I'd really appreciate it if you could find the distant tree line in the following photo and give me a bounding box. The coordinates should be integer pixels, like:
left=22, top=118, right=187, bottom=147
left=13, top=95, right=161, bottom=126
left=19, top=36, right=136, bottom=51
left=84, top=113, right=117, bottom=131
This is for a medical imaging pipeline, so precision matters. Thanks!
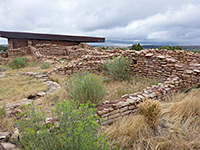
left=158, top=45, right=183, bottom=50
left=130, top=44, right=183, bottom=51
left=0, top=45, right=8, bottom=52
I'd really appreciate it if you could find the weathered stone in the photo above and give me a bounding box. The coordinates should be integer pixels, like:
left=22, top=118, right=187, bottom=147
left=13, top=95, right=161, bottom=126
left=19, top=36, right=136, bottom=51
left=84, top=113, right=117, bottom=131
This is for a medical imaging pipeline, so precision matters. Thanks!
left=185, top=70, right=193, bottom=74
left=1, top=142, right=19, bottom=150
left=194, top=69, right=200, bottom=73
left=128, top=105, right=136, bottom=110
left=157, top=55, right=165, bottom=59
left=120, top=106, right=128, bottom=112
left=127, top=97, right=138, bottom=104
left=145, top=53, right=153, bottom=57
left=37, top=92, right=46, bottom=96
left=110, top=109, right=119, bottom=115
left=117, top=101, right=129, bottom=108
left=109, top=113, right=120, bottom=119
left=0, top=132, right=10, bottom=141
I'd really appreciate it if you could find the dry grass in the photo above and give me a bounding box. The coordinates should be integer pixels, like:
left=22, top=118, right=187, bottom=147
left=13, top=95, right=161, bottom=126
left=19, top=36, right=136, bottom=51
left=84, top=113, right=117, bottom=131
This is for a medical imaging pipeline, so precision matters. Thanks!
left=48, top=75, right=161, bottom=105
left=102, top=76, right=161, bottom=102
left=0, top=106, right=14, bottom=132
left=138, top=99, right=161, bottom=126
left=0, top=75, right=47, bottom=105
left=5, top=56, right=53, bottom=74
left=105, top=89, right=200, bottom=150
left=0, top=115, right=14, bottom=132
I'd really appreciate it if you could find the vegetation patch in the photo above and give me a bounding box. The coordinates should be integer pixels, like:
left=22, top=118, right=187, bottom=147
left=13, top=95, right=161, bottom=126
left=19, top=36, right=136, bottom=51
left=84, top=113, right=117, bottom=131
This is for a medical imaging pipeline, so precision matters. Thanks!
left=65, top=71, right=106, bottom=104
left=8, top=57, right=28, bottom=69
left=103, top=76, right=161, bottom=102
left=130, top=43, right=144, bottom=51
left=0, top=75, right=47, bottom=104
left=138, top=99, right=161, bottom=126
left=105, top=89, right=200, bottom=150
left=100, top=56, right=130, bottom=81
left=14, top=101, right=113, bottom=150
left=40, top=62, right=50, bottom=69
left=158, top=45, right=183, bottom=50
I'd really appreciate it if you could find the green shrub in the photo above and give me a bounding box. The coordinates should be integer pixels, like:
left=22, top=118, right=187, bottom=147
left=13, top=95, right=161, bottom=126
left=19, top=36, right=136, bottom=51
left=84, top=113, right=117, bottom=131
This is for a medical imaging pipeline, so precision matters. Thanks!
left=8, top=57, right=28, bottom=69
left=130, top=43, right=143, bottom=51
left=158, top=45, right=183, bottom=50
left=65, top=72, right=106, bottom=104
left=40, top=62, right=50, bottom=69
left=0, top=45, right=8, bottom=52
left=100, top=56, right=130, bottom=81
left=138, top=99, right=161, bottom=126
left=14, top=101, right=112, bottom=150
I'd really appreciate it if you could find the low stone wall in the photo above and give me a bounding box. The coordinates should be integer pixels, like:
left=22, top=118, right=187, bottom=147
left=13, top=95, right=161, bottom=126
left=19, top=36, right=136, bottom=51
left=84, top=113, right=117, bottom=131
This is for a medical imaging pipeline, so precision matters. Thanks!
left=51, top=48, right=200, bottom=87
left=0, top=52, right=9, bottom=64
left=97, top=76, right=183, bottom=125
left=123, top=50, right=200, bottom=87
left=140, top=49, right=200, bottom=64
left=48, top=46, right=199, bottom=125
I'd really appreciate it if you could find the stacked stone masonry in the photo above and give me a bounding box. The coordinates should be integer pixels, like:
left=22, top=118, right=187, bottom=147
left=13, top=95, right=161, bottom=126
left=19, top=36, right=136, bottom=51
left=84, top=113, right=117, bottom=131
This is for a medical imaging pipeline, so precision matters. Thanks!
left=0, top=43, right=200, bottom=125
left=97, top=76, right=183, bottom=125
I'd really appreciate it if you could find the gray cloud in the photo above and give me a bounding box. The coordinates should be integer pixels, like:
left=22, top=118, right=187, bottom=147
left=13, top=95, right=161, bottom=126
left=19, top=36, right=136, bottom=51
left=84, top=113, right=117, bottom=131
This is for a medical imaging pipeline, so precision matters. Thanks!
left=0, top=0, right=200, bottom=45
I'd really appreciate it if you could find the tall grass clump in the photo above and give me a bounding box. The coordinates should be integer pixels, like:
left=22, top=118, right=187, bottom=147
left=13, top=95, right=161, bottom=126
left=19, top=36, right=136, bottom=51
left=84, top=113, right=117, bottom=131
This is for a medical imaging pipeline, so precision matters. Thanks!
left=8, top=57, right=28, bottom=69
left=105, top=90, right=200, bottom=150
left=40, top=62, right=50, bottom=69
left=100, top=56, right=130, bottom=81
left=14, top=101, right=113, bottom=150
left=138, top=99, right=161, bottom=126
left=0, top=106, right=6, bottom=116
left=65, top=72, right=106, bottom=104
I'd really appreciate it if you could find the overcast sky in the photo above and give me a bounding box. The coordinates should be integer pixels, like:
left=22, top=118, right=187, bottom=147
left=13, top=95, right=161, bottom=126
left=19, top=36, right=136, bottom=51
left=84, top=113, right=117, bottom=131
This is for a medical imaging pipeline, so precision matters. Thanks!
left=0, top=0, right=200, bottom=45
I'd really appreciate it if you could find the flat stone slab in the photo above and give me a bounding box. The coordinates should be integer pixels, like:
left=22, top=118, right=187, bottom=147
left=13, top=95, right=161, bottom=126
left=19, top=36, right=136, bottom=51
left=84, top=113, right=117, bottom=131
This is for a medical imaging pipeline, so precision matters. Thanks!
left=1, top=142, right=19, bottom=150
left=0, top=132, right=10, bottom=141
left=37, top=92, right=46, bottom=97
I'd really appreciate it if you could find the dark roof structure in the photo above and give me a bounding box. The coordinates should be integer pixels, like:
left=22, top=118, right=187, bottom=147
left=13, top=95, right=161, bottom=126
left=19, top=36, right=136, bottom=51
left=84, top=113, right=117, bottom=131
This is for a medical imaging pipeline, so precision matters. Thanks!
left=0, top=31, right=105, bottom=43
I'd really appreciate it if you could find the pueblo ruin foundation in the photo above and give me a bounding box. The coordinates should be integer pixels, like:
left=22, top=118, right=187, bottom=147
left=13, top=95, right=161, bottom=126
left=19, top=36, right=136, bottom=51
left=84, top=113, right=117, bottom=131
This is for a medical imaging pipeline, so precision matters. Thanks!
left=0, top=31, right=199, bottom=125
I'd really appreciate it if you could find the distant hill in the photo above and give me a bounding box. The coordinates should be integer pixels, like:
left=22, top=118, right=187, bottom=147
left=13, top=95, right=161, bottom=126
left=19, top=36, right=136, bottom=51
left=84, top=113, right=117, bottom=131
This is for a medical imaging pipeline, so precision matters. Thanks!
left=141, top=45, right=200, bottom=51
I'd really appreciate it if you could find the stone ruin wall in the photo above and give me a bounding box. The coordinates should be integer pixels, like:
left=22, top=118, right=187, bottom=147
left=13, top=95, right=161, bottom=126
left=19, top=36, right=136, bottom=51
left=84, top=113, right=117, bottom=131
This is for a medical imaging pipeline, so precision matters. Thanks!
left=0, top=43, right=200, bottom=125
left=1, top=39, right=79, bottom=59
left=43, top=44, right=199, bottom=125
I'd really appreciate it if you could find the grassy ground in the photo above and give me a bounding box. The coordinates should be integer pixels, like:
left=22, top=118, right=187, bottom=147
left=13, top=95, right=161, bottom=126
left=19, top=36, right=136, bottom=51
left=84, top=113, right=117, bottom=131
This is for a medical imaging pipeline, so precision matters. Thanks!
left=48, top=74, right=161, bottom=104
left=102, top=77, right=161, bottom=102
left=0, top=75, right=47, bottom=105
left=105, top=89, right=200, bottom=150
left=1, top=55, right=199, bottom=149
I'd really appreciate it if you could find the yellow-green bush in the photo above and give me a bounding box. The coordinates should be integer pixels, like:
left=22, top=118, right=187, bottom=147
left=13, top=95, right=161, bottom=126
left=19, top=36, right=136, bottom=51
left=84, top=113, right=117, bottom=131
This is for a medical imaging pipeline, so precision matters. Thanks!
left=14, top=101, right=113, bottom=150
left=100, top=56, right=130, bottom=81
left=40, top=62, right=50, bottom=69
left=8, top=57, right=28, bottom=69
left=138, top=99, right=161, bottom=126
left=65, top=72, right=106, bottom=104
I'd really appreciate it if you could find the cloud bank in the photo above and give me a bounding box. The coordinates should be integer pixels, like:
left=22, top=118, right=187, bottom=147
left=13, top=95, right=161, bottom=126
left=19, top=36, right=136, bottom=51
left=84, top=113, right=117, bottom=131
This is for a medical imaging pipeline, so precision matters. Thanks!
left=0, top=0, right=200, bottom=45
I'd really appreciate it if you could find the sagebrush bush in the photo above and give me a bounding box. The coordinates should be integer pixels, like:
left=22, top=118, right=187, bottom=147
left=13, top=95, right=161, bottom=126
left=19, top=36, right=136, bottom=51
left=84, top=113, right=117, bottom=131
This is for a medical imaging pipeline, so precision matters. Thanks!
left=40, top=62, right=50, bottom=69
left=8, top=57, right=28, bottom=69
left=100, top=56, right=130, bottom=81
left=65, top=72, right=106, bottom=104
left=14, top=101, right=113, bottom=150
left=138, top=99, right=161, bottom=126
